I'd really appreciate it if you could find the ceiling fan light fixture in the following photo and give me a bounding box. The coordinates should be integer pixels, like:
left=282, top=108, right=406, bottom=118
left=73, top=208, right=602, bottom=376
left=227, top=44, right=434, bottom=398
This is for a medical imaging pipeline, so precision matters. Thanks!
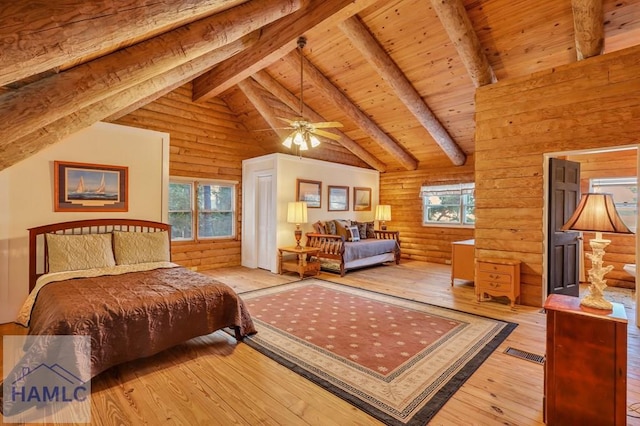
left=282, top=134, right=294, bottom=148
left=280, top=36, right=341, bottom=153
left=308, top=133, right=320, bottom=148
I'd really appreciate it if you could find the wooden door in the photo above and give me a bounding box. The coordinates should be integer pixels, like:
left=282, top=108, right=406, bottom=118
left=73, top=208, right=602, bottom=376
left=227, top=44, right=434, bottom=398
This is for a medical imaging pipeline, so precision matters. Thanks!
left=256, top=174, right=274, bottom=270
left=548, top=158, right=581, bottom=297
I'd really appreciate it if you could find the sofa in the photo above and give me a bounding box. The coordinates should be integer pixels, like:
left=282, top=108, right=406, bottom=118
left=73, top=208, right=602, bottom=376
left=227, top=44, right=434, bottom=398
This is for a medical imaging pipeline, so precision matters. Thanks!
left=304, top=219, right=400, bottom=276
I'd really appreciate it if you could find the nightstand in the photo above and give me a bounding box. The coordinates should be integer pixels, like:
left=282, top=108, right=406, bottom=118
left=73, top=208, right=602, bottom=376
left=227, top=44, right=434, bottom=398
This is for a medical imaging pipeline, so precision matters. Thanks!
left=278, top=246, right=321, bottom=279
left=475, top=258, right=521, bottom=307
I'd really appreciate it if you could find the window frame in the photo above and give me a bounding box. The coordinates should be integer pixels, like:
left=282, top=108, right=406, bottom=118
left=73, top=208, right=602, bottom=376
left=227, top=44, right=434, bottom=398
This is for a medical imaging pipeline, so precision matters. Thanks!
left=169, top=177, right=238, bottom=242
left=420, top=183, right=475, bottom=228
left=589, top=177, right=637, bottom=233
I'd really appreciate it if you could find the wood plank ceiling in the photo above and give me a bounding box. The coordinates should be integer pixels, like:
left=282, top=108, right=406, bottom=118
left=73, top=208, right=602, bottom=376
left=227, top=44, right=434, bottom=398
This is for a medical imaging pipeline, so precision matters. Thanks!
left=1, top=0, right=639, bottom=172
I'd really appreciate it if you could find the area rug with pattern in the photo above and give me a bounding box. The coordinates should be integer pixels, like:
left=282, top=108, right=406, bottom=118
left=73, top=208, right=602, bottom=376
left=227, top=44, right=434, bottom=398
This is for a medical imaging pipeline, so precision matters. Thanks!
left=237, top=279, right=518, bottom=425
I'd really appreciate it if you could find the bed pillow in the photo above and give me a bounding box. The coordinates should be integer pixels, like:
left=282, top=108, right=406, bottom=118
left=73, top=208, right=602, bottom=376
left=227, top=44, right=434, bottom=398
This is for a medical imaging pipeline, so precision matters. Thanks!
left=113, top=230, right=170, bottom=265
left=46, top=233, right=116, bottom=273
left=346, top=226, right=361, bottom=242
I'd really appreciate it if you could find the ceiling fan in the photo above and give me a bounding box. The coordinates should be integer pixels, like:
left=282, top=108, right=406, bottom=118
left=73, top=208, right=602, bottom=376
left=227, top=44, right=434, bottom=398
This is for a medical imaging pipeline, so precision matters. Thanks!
left=281, top=36, right=342, bottom=151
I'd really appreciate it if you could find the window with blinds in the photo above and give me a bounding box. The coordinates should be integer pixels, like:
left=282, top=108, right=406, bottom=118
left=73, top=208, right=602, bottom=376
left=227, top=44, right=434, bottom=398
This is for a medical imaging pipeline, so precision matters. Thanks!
left=420, top=183, right=475, bottom=227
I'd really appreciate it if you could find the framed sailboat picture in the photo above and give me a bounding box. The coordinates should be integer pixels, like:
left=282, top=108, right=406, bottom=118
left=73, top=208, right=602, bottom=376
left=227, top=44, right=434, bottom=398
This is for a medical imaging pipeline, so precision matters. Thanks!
left=54, top=161, right=128, bottom=212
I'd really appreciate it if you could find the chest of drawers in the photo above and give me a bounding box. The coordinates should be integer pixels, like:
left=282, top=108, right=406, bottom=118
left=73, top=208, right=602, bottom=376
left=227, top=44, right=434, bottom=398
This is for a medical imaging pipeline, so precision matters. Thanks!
left=475, top=258, right=521, bottom=307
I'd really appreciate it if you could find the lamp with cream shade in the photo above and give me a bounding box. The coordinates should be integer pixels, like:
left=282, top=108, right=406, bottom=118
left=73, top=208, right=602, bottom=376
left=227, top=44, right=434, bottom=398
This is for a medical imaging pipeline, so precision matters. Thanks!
left=375, top=205, right=391, bottom=230
left=287, top=201, right=308, bottom=249
left=561, top=192, right=633, bottom=310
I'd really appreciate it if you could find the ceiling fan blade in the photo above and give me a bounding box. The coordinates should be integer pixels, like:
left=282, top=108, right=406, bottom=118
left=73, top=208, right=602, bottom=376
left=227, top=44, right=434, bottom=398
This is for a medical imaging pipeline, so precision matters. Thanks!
left=312, top=121, right=343, bottom=129
left=313, top=129, right=342, bottom=141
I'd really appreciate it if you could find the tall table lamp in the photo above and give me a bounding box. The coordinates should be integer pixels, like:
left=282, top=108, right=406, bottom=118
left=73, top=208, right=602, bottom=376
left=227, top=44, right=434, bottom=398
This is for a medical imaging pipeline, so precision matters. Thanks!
left=375, top=205, right=391, bottom=230
left=561, top=193, right=633, bottom=310
left=287, top=201, right=308, bottom=249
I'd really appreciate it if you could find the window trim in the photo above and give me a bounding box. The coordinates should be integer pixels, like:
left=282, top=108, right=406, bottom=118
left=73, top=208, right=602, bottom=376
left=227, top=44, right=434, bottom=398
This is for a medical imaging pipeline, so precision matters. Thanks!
left=169, top=177, right=238, bottom=242
left=420, top=182, right=475, bottom=228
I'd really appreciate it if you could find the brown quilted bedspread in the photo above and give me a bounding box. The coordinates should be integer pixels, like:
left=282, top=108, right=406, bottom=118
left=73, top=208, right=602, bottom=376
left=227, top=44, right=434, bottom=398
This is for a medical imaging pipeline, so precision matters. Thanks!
left=28, top=267, right=256, bottom=378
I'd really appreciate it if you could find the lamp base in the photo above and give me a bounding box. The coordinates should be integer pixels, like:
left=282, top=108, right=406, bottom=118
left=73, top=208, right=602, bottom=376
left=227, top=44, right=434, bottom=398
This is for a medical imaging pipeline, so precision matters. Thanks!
left=380, top=221, right=387, bottom=231
left=294, top=227, right=302, bottom=249
left=581, top=236, right=613, bottom=311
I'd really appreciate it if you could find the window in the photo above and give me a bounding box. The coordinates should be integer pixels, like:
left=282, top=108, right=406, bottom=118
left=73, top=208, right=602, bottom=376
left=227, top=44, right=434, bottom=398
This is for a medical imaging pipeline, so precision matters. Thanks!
left=590, top=177, right=637, bottom=232
left=420, top=183, right=475, bottom=227
left=169, top=179, right=236, bottom=241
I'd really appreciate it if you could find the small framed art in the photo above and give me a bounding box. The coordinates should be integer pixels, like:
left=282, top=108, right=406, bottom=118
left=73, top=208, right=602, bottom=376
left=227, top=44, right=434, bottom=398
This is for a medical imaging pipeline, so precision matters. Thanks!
left=328, top=186, right=349, bottom=211
left=353, top=187, right=372, bottom=211
left=297, top=179, right=322, bottom=208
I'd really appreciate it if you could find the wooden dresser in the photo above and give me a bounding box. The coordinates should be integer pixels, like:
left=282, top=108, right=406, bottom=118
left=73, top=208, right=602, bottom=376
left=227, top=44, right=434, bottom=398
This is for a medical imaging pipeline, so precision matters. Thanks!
left=475, top=258, right=520, bottom=307
left=450, top=239, right=474, bottom=285
left=543, top=294, right=627, bottom=425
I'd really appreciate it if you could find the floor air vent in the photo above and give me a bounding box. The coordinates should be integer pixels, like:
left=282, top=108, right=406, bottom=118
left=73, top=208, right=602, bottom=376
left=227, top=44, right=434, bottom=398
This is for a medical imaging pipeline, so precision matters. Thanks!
left=504, top=347, right=545, bottom=364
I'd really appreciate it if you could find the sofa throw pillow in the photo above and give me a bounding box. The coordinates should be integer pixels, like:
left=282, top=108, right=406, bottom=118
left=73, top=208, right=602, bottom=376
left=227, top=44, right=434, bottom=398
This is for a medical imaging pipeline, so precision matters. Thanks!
left=365, top=221, right=376, bottom=239
left=355, top=222, right=368, bottom=240
left=312, top=220, right=326, bottom=234
left=325, top=220, right=337, bottom=235
left=346, top=226, right=361, bottom=242
left=334, top=220, right=349, bottom=239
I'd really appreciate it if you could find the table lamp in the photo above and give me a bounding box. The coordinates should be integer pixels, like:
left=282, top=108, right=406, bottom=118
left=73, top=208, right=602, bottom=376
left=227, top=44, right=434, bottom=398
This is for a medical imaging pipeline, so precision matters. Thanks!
left=561, top=193, right=633, bottom=310
left=375, top=205, right=391, bottom=230
left=287, top=201, right=308, bottom=249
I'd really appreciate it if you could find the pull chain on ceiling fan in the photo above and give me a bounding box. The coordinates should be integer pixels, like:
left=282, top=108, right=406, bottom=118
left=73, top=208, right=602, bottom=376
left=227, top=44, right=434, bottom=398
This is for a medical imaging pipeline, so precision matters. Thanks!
left=281, top=36, right=342, bottom=151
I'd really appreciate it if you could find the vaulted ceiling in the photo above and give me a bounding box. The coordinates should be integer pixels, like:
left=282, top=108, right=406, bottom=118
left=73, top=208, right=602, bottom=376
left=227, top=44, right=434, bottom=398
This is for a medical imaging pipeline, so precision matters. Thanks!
left=2, top=0, right=639, bottom=173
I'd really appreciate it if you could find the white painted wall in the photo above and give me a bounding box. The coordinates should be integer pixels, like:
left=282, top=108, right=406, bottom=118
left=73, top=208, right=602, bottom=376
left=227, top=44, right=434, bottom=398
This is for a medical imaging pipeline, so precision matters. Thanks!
left=0, top=122, right=169, bottom=324
left=242, top=153, right=380, bottom=273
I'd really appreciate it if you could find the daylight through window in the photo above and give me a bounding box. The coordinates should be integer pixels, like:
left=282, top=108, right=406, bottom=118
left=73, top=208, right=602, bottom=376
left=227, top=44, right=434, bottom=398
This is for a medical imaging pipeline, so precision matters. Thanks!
left=169, top=179, right=236, bottom=241
left=420, top=183, right=475, bottom=227
left=590, top=177, right=637, bottom=232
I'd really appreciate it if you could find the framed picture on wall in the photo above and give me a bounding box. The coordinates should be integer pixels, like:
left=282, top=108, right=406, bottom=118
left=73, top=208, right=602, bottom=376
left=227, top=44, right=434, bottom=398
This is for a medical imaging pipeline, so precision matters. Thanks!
left=328, top=186, right=349, bottom=211
left=297, top=179, right=322, bottom=208
left=353, top=187, right=372, bottom=211
left=54, top=161, right=128, bottom=212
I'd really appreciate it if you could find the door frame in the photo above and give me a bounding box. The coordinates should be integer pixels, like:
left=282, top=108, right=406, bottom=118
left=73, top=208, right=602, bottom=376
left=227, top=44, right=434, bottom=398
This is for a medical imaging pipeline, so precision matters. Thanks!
left=542, top=146, right=639, bottom=319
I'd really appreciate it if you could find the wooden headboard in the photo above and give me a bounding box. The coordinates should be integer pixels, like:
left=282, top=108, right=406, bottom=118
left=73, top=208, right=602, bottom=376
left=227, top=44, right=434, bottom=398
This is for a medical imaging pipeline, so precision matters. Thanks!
left=28, top=219, right=171, bottom=292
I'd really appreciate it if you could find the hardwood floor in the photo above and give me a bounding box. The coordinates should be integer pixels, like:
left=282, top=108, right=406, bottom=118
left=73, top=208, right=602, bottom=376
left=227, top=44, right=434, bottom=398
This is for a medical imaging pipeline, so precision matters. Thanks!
left=1, top=260, right=638, bottom=425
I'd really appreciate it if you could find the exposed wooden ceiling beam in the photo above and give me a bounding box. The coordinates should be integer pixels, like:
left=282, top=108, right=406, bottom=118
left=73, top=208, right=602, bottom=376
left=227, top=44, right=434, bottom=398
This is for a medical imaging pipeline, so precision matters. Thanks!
left=572, top=0, right=604, bottom=60
left=0, top=35, right=258, bottom=171
left=339, top=16, right=466, bottom=166
left=252, top=70, right=387, bottom=172
left=237, top=79, right=292, bottom=140
left=284, top=53, right=418, bottom=171
left=0, top=0, right=301, bottom=150
left=0, top=0, right=245, bottom=87
left=429, top=0, right=496, bottom=87
left=191, top=0, right=380, bottom=102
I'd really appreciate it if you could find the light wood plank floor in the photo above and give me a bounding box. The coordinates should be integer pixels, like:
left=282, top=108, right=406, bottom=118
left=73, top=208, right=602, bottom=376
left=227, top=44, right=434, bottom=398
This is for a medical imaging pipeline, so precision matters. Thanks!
left=1, top=260, right=638, bottom=425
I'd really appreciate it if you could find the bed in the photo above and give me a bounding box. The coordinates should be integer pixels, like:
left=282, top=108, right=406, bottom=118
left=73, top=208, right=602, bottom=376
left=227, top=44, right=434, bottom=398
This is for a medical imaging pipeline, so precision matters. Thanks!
left=305, top=230, right=401, bottom=276
left=3, top=218, right=255, bottom=413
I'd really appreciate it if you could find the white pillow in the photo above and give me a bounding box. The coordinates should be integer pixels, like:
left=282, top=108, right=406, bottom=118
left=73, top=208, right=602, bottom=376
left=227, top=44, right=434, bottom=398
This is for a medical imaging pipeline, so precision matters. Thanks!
left=346, top=225, right=361, bottom=242
left=46, top=233, right=116, bottom=273
left=113, top=230, right=170, bottom=265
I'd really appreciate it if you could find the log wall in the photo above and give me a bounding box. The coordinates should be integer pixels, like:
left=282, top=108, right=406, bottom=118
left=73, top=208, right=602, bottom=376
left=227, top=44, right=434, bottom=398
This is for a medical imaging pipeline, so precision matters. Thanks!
left=379, top=156, right=475, bottom=264
left=475, top=44, right=640, bottom=306
left=113, top=83, right=269, bottom=271
left=565, top=150, right=637, bottom=289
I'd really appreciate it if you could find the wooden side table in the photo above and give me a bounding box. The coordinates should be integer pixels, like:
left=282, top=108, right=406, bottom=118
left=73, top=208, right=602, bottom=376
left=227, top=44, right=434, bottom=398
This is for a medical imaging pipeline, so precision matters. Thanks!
left=544, top=294, right=627, bottom=425
left=475, top=258, right=520, bottom=307
left=451, top=239, right=474, bottom=285
left=278, top=246, right=321, bottom=279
